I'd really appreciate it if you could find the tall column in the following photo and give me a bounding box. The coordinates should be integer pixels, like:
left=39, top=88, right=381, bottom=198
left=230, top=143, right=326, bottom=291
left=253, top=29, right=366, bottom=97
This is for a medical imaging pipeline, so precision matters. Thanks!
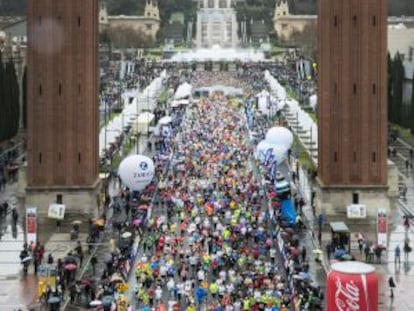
left=232, top=13, right=238, bottom=47
left=207, top=17, right=212, bottom=46
left=203, top=0, right=208, bottom=8
left=221, top=20, right=226, bottom=46
left=196, top=13, right=201, bottom=48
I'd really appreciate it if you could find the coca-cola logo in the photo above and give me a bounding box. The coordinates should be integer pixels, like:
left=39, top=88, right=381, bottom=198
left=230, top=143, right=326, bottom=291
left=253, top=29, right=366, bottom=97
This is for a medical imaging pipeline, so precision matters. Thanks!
left=334, top=277, right=362, bottom=311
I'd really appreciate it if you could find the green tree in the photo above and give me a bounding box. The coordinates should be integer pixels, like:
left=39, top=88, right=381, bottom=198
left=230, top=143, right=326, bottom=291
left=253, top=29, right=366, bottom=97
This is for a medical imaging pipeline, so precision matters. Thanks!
left=106, top=0, right=142, bottom=15
left=0, top=54, right=20, bottom=143
left=392, top=53, right=404, bottom=125
left=387, top=53, right=394, bottom=123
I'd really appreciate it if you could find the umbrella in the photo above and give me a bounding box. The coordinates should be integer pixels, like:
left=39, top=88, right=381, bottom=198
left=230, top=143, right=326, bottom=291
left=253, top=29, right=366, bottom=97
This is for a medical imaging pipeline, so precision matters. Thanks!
left=133, top=218, right=143, bottom=226
left=298, top=272, right=312, bottom=280
left=21, top=256, right=32, bottom=263
left=65, top=263, right=77, bottom=271
left=94, top=218, right=105, bottom=227
left=110, top=273, right=124, bottom=283
left=159, top=116, right=172, bottom=124
left=334, top=249, right=346, bottom=259
left=81, top=279, right=92, bottom=285
left=90, top=300, right=102, bottom=307
left=340, top=253, right=354, bottom=261
left=121, top=232, right=132, bottom=239
left=72, top=220, right=82, bottom=225
left=48, top=296, right=61, bottom=304
left=102, top=295, right=114, bottom=306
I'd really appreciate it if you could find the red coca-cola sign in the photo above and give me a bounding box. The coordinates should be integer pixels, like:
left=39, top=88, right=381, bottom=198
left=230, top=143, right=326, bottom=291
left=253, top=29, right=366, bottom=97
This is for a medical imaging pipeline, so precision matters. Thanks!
left=326, top=262, right=378, bottom=311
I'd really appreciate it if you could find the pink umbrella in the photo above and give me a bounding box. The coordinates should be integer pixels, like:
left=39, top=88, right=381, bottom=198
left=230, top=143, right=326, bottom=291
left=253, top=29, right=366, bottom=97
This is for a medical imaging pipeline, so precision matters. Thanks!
left=65, top=263, right=77, bottom=271
left=133, top=218, right=142, bottom=226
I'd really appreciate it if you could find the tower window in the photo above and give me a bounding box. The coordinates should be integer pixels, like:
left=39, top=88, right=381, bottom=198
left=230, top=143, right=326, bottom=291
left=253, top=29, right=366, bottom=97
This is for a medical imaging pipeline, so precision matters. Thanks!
left=334, top=16, right=337, bottom=27
left=39, top=152, right=42, bottom=163
left=56, top=194, right=63, bottom=204
left=78, top=84, right=81, bottom=94
left=78, top=17, right=81, bottom=27
left=353, top=15, right=357, bottom=25
left=78, top=152, right=81, bottom=163
left=372, top=16, right=376, bottom=26
left=334, top=152, right=338, bottom=162
left=353, top=152, right=357, bottom=162
left=352, top=193, right=359, bottom=204
left=38, top=16, right=42, bottom=25
left=353, top=84, right=357, bottom=94
left=373, top=152, right=376, bottom=162
left=59, top=83, right=62, bottom=95
left=334, top=82, right=337, bottom=94
left=39, top=84, right=42, bottom=95
left=372, top=83, right=376, bottom=94
left=58, top=152, right=62, bottom=162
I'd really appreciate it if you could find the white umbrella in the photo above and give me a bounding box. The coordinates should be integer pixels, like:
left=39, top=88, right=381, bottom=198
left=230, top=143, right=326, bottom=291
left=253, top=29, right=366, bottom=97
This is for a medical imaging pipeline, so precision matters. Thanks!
left=159, top=116, right=172, bottom=125
left=121, top=232, right=132, bottom=239
left=89, top=300, right=102, bottom=307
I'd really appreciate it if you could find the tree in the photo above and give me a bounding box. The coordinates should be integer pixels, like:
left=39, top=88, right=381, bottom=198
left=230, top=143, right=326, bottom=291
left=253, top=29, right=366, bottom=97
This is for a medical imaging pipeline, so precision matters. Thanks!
left=106, top=0, right=141, bottom=15
left=392, top=53, right=405, bottom=125
left=0, top=53, right=20, bottom=143
left=107, top=26, right=155, bottom=49
left=288, top=23, right=317, bottom=59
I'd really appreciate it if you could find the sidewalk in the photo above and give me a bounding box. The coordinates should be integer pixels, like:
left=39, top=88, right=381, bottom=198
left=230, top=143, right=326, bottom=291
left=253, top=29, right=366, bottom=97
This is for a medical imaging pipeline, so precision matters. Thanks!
left=293, top=157, right=414, bottom=310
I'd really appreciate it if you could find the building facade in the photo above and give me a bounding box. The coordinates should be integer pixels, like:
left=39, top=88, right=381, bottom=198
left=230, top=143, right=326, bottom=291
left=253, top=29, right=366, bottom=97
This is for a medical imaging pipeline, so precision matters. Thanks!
left=26, top=0, right=100, bottom=217
left=195, top=0, right=239, bottom=48
left=316, top=0, right=389, bottom=220
left=272, top=0, right=316, bottom=41
left=99, top=0, right=160, bottom=41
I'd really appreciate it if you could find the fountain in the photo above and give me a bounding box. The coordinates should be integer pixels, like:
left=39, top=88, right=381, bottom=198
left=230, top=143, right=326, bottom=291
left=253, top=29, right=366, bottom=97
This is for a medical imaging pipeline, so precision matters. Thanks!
left=195, top=0, right=239, bottom=48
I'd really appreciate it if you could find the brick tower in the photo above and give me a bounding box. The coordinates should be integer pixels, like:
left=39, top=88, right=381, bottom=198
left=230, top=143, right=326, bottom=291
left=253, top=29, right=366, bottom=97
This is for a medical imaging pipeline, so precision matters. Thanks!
left=316, top=0, right=390, bottom=220
left=26, top=0, right=100, bottom=219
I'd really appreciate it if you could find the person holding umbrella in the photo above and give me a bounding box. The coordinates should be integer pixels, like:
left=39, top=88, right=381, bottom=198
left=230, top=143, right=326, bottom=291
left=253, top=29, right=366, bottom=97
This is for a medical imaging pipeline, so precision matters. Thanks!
left=19, top=248, right=30, bottom=276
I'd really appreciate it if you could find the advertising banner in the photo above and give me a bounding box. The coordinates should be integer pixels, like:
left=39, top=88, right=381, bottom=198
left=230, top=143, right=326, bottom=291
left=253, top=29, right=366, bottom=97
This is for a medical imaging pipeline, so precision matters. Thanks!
left=26, top=207, right=37, bottom=244
left=377, top=208, right=387, bottom=248
left=327, top=262, right=378, bottom=311
left=48, top=204, right=65, bottom=220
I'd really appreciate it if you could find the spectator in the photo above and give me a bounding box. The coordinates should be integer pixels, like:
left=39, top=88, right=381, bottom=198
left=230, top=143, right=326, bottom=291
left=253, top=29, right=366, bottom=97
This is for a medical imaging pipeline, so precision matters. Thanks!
left=91, top=255, right=98, bottom=275
left=388, top=276, right=396, bottom=299
left=403, top=240, right=411, bottom=262
left=395, top=245, right=401, bottom=265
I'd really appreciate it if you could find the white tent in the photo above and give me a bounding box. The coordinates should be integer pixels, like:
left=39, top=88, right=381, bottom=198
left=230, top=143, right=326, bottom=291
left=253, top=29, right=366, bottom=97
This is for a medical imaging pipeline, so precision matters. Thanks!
left=174, top=82, right=192, bottom=100
left=169, top=46, right=265, bottom=62
left=135, top=112, right=155, bottom=134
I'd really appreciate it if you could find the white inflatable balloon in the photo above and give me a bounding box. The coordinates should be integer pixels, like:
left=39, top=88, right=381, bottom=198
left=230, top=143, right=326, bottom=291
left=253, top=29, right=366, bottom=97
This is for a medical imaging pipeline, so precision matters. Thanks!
left=265, top=127, right=294, bottom=149
left=255, top=140, right=289, bottom=163
left=255, top=140, right=275, bottom=162
left=272, top=144, right=289, bottom=163
left=118, top=155, right=155, bottom=191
